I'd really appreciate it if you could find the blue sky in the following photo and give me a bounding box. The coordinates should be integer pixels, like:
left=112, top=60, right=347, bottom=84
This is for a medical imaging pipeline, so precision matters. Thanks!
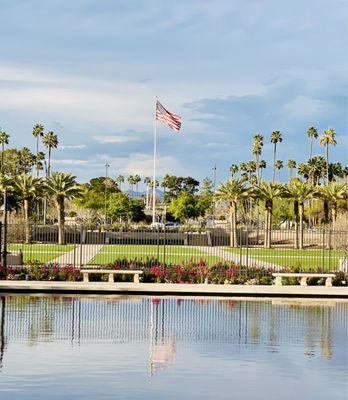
left=0, top=0, right=347, bottom=186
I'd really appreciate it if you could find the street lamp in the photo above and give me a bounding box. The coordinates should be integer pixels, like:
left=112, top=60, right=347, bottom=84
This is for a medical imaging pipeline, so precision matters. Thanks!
left=104, top=162, right=110, bottom=225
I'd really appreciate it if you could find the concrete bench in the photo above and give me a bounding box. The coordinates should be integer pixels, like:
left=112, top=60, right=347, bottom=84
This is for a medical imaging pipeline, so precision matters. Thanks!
left=272, top=272, right=335, bottom=287
left=81, top=269, right=143, bottom=283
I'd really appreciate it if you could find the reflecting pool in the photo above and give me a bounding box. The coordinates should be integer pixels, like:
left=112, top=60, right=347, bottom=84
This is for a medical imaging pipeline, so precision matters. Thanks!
left=0, top=295, right=347, bottom=400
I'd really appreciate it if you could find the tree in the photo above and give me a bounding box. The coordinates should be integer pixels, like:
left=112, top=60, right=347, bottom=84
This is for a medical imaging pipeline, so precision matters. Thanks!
left=307, top=156, right=326, bottom=184
left=162, top=175, right=199, bottom=203
left=168, top=192, right=208, bottom=223
left=259, top=160, right=267, bottom=179
left=0, top=130, right=10, bottom=173
left=45, top=173, right=82, bottom=244
left=319, top=182, right=347, bottom=222
left=284, top=179, right=315, bottom=249
left=32, top=124, right=44, bottom=177
left=229, top=164, right=239, bottom=177
left=247, top=161, right=256, bottom=183
left=307, top=125, right=318, bottom=160
left=200, top=177, right=214, bottom=218
left=254, top=181, right=284, bottom=248
left=252, top=134, right=263, bottom=182
left=116, top=175, right=124, bottom=191
left=287, top=159, right=296, bottom=180
left=270, top=130, right=282, bottom=182
left=144, top=176, right=151, bottom=208
left=42, top=131, right=58, bottom=177
left=275, top=160, right=283, bottom=180
left=133, top=174, right=141, bottom=196
left=328, top=162, right=345, bottom=182
left=215, top=179, right=249, bottom=247
left=15, top=175, right=43, bottom=243
left=320, top=127, right=337, bottom=183
left=107, top=192, right=145, bottom=223
left=127, top=175, right=135, bottom=192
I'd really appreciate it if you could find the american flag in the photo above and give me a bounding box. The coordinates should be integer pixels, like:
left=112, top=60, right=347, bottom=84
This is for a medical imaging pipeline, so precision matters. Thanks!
left=156, top=101, right=181, bottom=132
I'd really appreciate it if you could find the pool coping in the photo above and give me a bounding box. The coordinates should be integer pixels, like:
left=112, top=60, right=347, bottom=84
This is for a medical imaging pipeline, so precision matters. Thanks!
left=0, top=281, right=347, bottom=299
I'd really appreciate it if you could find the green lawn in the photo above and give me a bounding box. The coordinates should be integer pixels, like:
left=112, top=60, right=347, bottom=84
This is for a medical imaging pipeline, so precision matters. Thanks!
left=224, top=247, right=344, bottom=270
left=8, top=244, right=74, bottom=263
left=89, top=245, right=222, bottom=266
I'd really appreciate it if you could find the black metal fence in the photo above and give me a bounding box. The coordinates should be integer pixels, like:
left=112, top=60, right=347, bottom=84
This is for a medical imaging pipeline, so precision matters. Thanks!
left=1, top=224, right=347, bottom=272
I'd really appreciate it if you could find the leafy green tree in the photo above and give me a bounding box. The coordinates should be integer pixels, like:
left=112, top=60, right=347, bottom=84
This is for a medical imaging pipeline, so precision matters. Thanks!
left=168, top=192, right=207, bottom=223
left=270, top=130, right=282, bottom=181
left=0, top=130, right=10, bottom=172
left=307, top=125, right=318, bottom=159
left=15, top=175, right=43, bottom=243
left=162, top=175, right=199, bottom=203
left=42, top=131, right=58, bottom=177
left=254, top=181, right=284, bottom=248
left=215, top=179, right=249, bottom=247
left=107, top=192, right=145, bottom=222
left=320, top=127, right=337, bottom=183
left=45, top=173, right=82, bottom=244
left=76, top=177, right=119, bottom=211
left=32, top=124, right=44, bottom=177
left=286, top=159, right=296, bottom=180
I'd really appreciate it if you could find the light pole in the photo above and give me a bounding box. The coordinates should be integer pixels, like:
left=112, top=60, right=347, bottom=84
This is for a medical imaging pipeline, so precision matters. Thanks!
left=104, top=162, right=110, bottom=226
left=212, top=164, right=217, bottom=227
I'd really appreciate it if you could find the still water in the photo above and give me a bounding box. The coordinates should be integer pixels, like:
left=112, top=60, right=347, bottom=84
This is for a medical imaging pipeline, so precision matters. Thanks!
left=0, top=295, right=346, bottom=400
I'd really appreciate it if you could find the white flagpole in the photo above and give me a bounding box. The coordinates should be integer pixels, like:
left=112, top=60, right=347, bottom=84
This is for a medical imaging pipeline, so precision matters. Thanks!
left=152, top=98, right=157, bottom=224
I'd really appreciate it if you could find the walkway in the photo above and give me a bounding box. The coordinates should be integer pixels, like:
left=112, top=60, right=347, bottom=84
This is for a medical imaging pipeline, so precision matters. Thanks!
left=52, top=244, right=103, bottom=266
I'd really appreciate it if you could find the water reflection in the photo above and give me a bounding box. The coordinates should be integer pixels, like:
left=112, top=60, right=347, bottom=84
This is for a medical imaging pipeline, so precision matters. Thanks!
left=0, top=295, right=347, bottom=374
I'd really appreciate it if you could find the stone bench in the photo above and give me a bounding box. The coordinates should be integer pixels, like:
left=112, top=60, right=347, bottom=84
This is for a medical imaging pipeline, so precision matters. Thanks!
left=272, top=272, right=335, bottom=287
left=81, top=269, right=143, bottom=283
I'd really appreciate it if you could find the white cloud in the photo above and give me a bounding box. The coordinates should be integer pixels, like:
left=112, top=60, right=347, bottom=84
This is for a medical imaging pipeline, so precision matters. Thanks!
left=93, top=135, right=139, bottom=144
left=52, top=159, right=90, bottom=165
left=58, top=144, right=87, bottom=149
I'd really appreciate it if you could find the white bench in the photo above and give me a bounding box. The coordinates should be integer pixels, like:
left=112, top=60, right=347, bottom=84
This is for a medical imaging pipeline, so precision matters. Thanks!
left=81, top=269, right=143, bottom=283
left=272, top=273, right=335, bottom=287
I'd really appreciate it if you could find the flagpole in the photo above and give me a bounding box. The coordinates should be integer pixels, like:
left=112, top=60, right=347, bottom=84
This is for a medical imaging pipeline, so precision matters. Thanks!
left=152, top=98, right=157, bottom=224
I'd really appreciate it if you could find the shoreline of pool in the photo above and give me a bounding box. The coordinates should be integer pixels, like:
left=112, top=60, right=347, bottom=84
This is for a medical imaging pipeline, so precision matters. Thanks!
left=0, top=280, right=347, bottom=298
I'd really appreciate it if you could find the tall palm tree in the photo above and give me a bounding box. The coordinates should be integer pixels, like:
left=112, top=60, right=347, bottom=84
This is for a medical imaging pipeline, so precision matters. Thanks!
left=297, top=162, right=310, bottom=181
left=32, top=124, right=44, bottom=177
left=307, top=125, right=318, bottom=160
left=275, top=160, right=283, bottom=180
left=253, top=181, right=284, bottom=248
left=239, top=162, right=248, bottom=174
left=307, top=155, right=326, bottom=184
left=116, top=175, right=124, bottom=191
left=15, top=175, right=43, bottom=243
left=0, top=130, right=10, bottom=173
left=320, top=128, right=337, bottom=183
left=229, top=164, right=239, bottom=177
left=144, top=176, right=151, bottom=208
left=127, top=175, right=135, bottom=193
left=42, top=131, right=58, bottom=177
left=45, top=173, right=82, bottom=244
left=252, top=134, right=263, bottom=183
left=319, top=182, right=347, bottom=222
left=270, top=130, right=282, bottom=182
left=247, top=161, right=256, bottom=183
left=133, top=174, right=141, bottom=196
left=286, top=159, right=296, bottom=180
left=259, top=160, right=266, bottom=179
left=284, top=179, right=315, bottom=249
left=215, top=179, right=249, bottom=247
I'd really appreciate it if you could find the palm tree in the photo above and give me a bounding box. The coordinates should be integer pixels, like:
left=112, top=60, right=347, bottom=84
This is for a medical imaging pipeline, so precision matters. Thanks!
left=319, top=182, right=347, bottom=222
left=133, top=174, right=141, bottom=196
left=32, top=124, right=44, bottom=177
left=252, top=134, right=263, bottom=182
left=15, top=175, right=43, bottom=243
left=239, top=162, right=248, bottom=174
left=270, top=130, right=282, bottom=182
left=229, top=164, right=239, bottom=177
left=275, top=160, right=283, bottom=180
left=42, top=131, right=58, bottom=177
left=45, top=173, right=82, bottom=244
left=116, top=175, right=124, bottom=191
left=320, top=128, right=337, bottom=183
left=127, top=175, right=135, bottom=193
left=297, top=162, right=310, bottom=181
left=307, top=155, right=326, bottom=184
left=215, top=179, right=249, bottom=247
left=144, top=177, right=151, bottom=208
left=284, top=179, right=315, bottom=249
left=0, top=130, right=10, bottom=173
left=254, top=181, right=284, bottom=248
left=307, top=125, right=318, bottom=160
left=247, top=161, right=256, bottom=183
left=259, top=160, right=266, bottom=179
left=286, top=159, right=296, bottom=180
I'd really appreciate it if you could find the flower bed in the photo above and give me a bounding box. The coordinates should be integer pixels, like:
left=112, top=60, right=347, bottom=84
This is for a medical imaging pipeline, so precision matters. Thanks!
left=0, top=258, right=347, bottom=286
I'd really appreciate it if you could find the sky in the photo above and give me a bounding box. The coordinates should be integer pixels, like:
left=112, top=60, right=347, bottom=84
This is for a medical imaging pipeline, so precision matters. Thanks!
left=0, top=0, right=347, bottom=188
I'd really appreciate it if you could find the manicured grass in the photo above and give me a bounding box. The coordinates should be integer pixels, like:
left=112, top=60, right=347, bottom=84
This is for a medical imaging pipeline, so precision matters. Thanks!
left=8, top=244, right=74, bottom=263
left=89, top=245, right=222, bottom=266
left=224, top=247, right=344, bottom=270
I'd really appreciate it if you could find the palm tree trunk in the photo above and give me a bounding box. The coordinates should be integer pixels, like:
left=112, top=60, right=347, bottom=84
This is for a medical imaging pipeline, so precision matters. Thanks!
left=256, top=154, right=260, bottom=183
left=332, top=203, right=337, bottom=222
left=268, top=206, right=272, bottom=248
left=264, top=208, right=269, bottom=248
left=299, top=203, right=304, bottom=249
left=309, top=138, right=313, bottom=160
left=36, top=136, right=39, bottom=177
left=146, top=185, right=149, bottom=208
left=57, top=199, right=65, bottom=245
left=229, top=206, right=234, bottom=247
left=272, top=144, right=276, bottom=182
left=1, top=143, right=4, bottom=173
left=326, top=144, right=329, bottom=183
left=24, top=199, right=30, bottom=244
left=232, top=201, right=238, bottom=247
left=294, top=201, right=299, bottom=249
left=48, top=146, right=51, bottom=177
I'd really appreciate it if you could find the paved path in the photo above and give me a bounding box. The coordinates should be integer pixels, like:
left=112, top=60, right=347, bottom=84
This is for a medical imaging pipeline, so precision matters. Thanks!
left=52, top=244, right=103, bottom=266
left=194, top=246, right=281, bottom=270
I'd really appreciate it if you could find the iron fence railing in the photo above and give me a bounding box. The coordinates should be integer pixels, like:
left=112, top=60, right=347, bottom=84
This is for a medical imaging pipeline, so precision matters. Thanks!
left=1, top=224, right=347, bottom=273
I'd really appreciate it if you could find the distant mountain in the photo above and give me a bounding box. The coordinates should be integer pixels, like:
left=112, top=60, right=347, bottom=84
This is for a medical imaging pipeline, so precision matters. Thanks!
left=124, top=189, right=164, bottom=200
